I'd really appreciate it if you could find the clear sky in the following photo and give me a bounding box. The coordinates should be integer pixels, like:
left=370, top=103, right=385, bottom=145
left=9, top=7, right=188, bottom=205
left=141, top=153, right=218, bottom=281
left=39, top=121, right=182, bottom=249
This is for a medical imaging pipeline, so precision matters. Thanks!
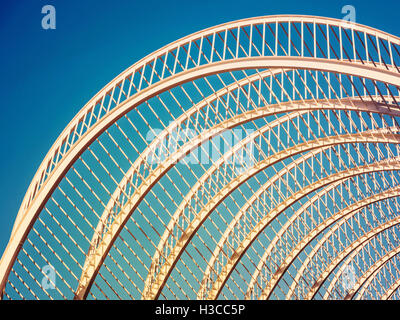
left=0, top=0, right=399, bottom=255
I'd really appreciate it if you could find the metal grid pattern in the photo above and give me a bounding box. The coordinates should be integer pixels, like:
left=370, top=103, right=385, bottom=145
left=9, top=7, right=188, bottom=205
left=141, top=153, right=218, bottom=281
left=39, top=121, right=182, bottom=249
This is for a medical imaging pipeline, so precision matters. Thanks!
left=1, top=15, right=400, bottom=300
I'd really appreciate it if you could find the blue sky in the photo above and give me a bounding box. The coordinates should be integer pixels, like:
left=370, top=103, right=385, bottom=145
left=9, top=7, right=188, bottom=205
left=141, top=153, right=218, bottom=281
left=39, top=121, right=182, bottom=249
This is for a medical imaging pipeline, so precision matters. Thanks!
left=0, top=0, right=399, bottom=255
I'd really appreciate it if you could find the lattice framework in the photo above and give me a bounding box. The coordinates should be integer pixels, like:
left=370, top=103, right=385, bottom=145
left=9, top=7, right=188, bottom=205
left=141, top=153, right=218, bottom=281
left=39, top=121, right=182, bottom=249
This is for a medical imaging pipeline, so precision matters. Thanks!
left=1, top=15, right=400, bottom=300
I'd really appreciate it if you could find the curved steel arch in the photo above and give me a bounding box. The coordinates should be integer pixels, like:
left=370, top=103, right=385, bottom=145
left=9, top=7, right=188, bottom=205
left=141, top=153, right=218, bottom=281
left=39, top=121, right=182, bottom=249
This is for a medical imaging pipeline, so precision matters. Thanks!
left=246, top=179, right=385, bottom=299
left=343, top=247, right=400, bottom=300
left=285, top=194, right=400, bottom=300
left=258, top=188, right=400, bottom=300
left=206, top=159, right=400, bottom=300
left=91, top=68, right=395, bottom=294
left=323, top=235, right=400, bottom=300
left=146, top=138, right=400, bottom=300
left=293, top=218, right=400, bottom=300
left=12, top=14, right=400, bottom=237
left=154, top=103, right=397, bottom=300
left=6, top=55, right=400, bottom=297
left=76, top=99, right=314, bottom=299
left=306, top=218, right=400, bottom=299
left=382, top=277, right=400, bottom=299
left=205, top=150, right=395, bottom=300
left=285, top=201, right=362, bottom=299
left=206, top=135, right=400, bottom=300
left=2, top=15, right=400, bottom=300
left=204, top=147, right=334, bottom=300
left=78, top=101, right=399, bottom=299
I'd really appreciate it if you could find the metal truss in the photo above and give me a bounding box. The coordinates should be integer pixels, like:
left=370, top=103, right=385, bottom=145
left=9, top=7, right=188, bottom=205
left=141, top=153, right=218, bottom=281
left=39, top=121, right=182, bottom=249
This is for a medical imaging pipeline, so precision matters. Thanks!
left=146, top=134, right=400, bottom=300
left=205, top=161, right=400, bottom=299
left=249, top=182, right=400, bottom=299
left=306, top=214, right=400, bottom=299
left=2, top=15, right=400, bottom=300
left=344, top=244, right=400, bottom=299
left=260, top=183, right=400, bottom=300
left=382, top=277, right=400, bottom=299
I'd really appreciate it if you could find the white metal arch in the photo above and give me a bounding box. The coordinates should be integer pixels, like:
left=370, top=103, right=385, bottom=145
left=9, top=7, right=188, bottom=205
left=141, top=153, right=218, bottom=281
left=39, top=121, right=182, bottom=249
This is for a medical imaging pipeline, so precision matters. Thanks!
left=6, top=56, right=400, bottom=298
left=305, top=217, right=400, bottom=299
left=206, top=154, right=397, bottom=300
left=382, top=277, right=400, bottom=299
left=206, top=160, right=400, bottom=299
left=152, top=102, right=398, bottom=301
left=258, top=187, right=400, bottom=299
left=344, top=247, right=400, bottom=300
left=2, top=15, right=400, bottom=300
left=246, top=178, right=374, bottom=299
left=144, top=134, right=400, bottom=300
left=13, top=14, right=400, bottom=237
left=77, top=99, right=400, bottom=299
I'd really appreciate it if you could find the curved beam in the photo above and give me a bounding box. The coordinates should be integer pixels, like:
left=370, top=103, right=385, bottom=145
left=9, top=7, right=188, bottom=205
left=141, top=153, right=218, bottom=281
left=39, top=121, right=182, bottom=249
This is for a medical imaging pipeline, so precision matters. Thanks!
left=204, top=118, right=400, bottom=299
left=2, top=14, right=400, bottom=300
left=284, top=209, right=400, bottom=300
left=144, top=131, right=400, bottom=300
left=5, top=56, right=399, bottom=298
left=259, top=189, right=400, bottom=299
left=96, top=72, right=391, bottom=282
left=285, top=201, right=361, bottom=299
left=321, top=222, right=400, bottom=300
left=12, top=14, right=400, bottom=240
left=88, top=68, right=301, bottom=288
left=207, top=97, right=400, bottom=299
left=353, top=266, right=385, bottom=300
left=76, top=101, right=323, bottom=299
left=207, top=159, right=400, bottom=300
left=94, top=88, right=398, bottom=261
left=344, top=246, right=400, bottom=300
left=96, top=68, right=290, bottom=235
left=306, top=218, right=400, bottom=299
left=381, top=278, right=400, bottom=299
left=246, top=178, right=374, bottom=299
left=81, top=69, right=286, bottom=289
left=203, top=147, right=332, bottom=299
left=299, top=217, right=400, bottom=300
left=285, top=193, right=400, bottom=299
left=77, top=99, right=399, bottom=300
left=163, top=111, right=310, bottom=300
left=321, top=246, right=365, bottom=300
left=155, top=100, right=399, bottom=300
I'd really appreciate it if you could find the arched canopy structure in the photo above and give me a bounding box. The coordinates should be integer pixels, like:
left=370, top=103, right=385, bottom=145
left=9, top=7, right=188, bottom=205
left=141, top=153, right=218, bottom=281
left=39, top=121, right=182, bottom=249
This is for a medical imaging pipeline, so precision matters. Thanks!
left=1, top=15, right=400, bottom=300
